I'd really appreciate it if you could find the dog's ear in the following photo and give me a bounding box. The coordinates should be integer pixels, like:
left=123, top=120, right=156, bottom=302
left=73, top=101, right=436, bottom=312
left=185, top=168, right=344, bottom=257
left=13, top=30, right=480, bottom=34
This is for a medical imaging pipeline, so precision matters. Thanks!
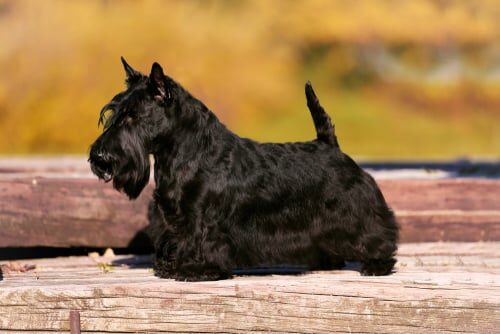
left=121, top=57, right=141, bottom=83
left=149, top=62, right=170, bottom=102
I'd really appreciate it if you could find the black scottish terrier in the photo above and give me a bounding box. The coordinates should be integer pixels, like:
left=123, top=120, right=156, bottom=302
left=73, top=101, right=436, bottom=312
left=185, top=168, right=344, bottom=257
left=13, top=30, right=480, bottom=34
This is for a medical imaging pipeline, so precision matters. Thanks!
left=89, top=58, right=398, bottom=281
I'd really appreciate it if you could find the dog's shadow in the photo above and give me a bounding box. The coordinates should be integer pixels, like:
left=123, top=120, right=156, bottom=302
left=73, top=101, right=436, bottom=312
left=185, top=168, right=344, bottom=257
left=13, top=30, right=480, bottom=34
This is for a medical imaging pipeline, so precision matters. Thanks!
left=113, top=229, right=364, bottom=276
left=113, top=229, right=364, bottom=275
left=112, top=254, right=153, bottom=269
left=232, top=262, right=362, bottom=276
left=112, top=256, right=363, bottom=276
left=340, top=261, right=363, bottom=272
left=111, top=228, right=154, bottom=269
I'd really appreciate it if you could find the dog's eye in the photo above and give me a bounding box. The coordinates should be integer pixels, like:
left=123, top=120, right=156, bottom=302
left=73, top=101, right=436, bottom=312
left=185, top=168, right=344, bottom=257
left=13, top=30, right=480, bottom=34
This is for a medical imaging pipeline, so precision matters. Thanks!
left=124, top=114, right=135, bottom=124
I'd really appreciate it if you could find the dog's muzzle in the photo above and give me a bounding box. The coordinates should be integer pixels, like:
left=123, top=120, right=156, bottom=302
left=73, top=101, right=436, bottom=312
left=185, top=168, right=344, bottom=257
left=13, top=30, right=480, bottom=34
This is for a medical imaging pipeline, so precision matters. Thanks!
left=88, top=152, right=114, bottom=182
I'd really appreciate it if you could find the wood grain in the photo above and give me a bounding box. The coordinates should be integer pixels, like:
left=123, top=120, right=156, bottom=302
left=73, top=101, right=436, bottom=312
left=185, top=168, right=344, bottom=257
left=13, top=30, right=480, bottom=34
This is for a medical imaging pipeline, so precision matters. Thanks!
left=0, top=177, right=152, bottom=248
left=0, top=158, right=499, bottom=247
left=0, top=242, right=498, bottom=333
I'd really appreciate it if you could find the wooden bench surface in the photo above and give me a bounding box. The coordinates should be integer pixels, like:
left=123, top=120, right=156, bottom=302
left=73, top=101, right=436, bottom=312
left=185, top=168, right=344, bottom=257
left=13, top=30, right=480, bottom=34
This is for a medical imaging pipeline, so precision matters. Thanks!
left=1, top=158, right=499, bottom=248
left=1, top=242, right=499, bottom=333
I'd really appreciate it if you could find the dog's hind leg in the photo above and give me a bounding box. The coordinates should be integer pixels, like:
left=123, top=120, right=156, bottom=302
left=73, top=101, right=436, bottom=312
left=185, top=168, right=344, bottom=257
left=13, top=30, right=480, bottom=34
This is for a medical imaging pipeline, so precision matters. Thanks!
left=359, top=232, right=398, bottom=276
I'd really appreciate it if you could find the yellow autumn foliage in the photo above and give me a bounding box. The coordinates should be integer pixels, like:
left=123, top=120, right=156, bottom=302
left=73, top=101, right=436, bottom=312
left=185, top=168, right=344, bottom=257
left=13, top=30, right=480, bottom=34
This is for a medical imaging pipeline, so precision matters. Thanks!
left=0, top=0, right=498, bottom=158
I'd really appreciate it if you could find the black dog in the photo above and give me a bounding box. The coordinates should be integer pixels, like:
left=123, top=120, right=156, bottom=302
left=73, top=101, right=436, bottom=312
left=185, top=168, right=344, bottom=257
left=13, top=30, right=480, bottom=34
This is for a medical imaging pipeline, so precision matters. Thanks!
left=89, top=58, right=398, bottom=281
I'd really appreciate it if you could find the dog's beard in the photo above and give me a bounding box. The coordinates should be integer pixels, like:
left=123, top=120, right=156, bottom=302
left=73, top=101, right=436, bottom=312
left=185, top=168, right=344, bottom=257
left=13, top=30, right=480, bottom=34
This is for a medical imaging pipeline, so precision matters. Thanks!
left=111, top=133, right=151, bottom=200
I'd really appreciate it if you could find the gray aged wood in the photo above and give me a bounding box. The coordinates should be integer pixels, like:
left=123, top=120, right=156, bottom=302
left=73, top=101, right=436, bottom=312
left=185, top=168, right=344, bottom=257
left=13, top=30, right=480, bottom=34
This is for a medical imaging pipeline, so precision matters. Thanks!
left=0, top=242, right=499, bottom=333
left=0, top=158, right=499, bottom=247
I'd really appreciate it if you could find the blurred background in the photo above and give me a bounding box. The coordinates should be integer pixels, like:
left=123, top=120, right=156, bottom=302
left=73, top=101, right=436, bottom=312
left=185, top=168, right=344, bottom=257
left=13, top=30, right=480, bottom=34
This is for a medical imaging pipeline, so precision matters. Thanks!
left=0, top=0, right=498, bottom=159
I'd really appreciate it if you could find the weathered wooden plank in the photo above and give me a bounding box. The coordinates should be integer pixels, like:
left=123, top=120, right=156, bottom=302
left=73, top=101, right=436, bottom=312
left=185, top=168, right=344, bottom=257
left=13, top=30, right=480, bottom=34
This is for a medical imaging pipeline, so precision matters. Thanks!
left=378, top=179, right=500, bottom=211
left=396, top=211, right=500, bottom=242
left=380, top=179, right=500, bottom=242
left=0, top=177, right=498, bottom=247
left=1, top=159, right=499, bottom=247
left=2, top=157, right=499, bottom=177
left=0, top=243, right=498, bottom=333
left=0, top=177, right=152, bottom=248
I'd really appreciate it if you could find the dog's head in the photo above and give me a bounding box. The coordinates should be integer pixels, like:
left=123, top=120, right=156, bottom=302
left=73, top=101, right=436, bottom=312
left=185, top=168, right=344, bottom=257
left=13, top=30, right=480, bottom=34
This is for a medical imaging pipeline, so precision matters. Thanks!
left=89, top=57, right=183, bottom=199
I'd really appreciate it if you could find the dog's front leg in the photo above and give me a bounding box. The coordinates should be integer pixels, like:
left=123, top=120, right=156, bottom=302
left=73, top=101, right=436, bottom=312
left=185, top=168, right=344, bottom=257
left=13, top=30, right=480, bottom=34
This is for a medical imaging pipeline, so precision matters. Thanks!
left=148, top=200, right=178, bottom=279
left=173, top=227, right=233, bottom=281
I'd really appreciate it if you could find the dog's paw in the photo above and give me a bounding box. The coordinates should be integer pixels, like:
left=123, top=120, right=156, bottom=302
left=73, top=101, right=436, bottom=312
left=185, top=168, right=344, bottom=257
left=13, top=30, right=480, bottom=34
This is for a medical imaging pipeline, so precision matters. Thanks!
left=360, top=258, right=396, bottom=276
left=153, top=268, right=176, bottom=279
left=174, top=271, right=232, bottom=282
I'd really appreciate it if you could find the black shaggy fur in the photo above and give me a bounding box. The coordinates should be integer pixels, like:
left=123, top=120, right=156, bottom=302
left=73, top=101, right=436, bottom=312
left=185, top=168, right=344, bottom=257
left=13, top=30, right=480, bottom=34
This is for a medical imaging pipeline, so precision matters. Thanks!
left=89, top=58, right=399, bottom=281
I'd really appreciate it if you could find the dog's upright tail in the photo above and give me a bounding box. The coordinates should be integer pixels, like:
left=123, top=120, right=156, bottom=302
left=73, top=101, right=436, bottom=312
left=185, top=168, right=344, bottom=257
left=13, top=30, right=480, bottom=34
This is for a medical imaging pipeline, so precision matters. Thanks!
left=305, top=81, right=338, bottom=147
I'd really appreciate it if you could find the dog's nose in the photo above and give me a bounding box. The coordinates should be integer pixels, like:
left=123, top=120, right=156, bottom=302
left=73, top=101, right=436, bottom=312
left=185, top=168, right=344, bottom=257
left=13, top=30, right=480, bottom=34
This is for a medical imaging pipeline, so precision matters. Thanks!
left=89, top=150, right=114, bottom=182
